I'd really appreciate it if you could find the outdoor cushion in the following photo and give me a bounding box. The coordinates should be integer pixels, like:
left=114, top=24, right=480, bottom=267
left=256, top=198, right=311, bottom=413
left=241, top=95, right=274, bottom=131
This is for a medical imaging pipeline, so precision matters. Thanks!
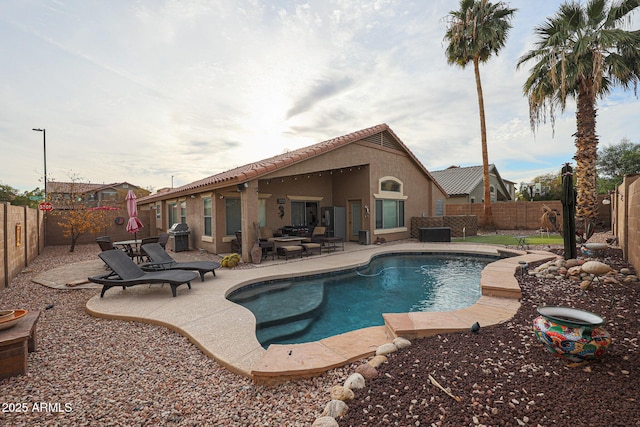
left=301, top=243, right=321, bottom=255
left=277, top=245, right=303, bottom=260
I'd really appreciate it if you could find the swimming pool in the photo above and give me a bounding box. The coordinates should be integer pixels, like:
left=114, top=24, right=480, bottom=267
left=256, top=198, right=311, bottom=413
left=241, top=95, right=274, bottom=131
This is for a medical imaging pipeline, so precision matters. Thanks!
left=228, top=253, right=495, bottom=348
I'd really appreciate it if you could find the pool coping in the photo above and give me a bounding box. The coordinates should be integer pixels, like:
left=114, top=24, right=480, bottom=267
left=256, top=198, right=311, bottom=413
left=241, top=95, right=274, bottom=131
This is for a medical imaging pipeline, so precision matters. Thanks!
left=84, top=242, right=556, bottom=384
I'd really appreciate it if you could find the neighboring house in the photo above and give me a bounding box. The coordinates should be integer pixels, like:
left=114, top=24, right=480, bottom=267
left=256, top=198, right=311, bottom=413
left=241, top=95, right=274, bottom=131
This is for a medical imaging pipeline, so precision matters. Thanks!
left=47, top=181, right=150, bottom=208
left=430, top=164, right=513, bottom=205
left=138, top=124, right=448, bottom=261
left=503, top=179, right=517, bottom=201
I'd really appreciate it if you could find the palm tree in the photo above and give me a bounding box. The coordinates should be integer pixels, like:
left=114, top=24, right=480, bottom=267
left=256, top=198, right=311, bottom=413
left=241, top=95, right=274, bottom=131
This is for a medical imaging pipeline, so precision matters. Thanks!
left=517, top=0, right=640, bottom=224
left=444, top=0, right=516, bottom=229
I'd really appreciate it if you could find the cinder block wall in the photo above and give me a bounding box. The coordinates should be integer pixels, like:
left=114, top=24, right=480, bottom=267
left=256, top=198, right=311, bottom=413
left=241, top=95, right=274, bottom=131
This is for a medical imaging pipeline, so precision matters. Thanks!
left=444, top=199, right=611, bottom=231
left=45, top=210, right=151, bottom=246
left=616, top=175, right=640, bottom=273
left=0, top=203, right=43, bottom=288
left=410, top=216, right=477, bottom=238
left=628, top=178, right=640, bottom=273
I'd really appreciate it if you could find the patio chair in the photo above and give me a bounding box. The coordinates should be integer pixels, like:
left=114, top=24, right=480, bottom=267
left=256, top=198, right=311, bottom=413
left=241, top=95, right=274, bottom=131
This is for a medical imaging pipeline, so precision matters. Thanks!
left=128, top=237, right=159, bottom=263
left=96, top=238, right=116, bottom=252
left=303, top=227, right=326, bottom=243
left=157, top=233, right=169, bottom=249
left=88, top=249, right=198, bottom=297
left=140, top=243, right=220, bottom=282
left=231, top=231, right=242, bottom=253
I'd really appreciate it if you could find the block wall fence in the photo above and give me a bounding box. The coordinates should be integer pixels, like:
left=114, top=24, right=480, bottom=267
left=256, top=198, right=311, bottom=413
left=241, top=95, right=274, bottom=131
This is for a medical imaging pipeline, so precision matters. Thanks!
left=1, top=190, right=638, bottom=289
left=0, top=203, right=44, bottom=289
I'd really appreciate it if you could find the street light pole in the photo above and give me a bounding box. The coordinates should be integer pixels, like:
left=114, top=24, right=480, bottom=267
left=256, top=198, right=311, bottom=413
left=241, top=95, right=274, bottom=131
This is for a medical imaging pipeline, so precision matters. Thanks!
left=32, top=128, right=46, bottom=200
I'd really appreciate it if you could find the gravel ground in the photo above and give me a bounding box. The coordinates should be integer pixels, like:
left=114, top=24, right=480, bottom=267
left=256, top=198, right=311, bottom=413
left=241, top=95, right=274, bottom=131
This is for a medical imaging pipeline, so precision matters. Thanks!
left=341, top=234, right=640, bottom=427
left=0, top=244, right=353, bottom=426
left=1, top=232, right=638, bottom=426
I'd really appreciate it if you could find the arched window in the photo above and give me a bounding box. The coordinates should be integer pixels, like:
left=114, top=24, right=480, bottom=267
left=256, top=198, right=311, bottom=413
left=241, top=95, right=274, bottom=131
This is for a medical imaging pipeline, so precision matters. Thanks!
left=381, top=179, right=401, bottom=192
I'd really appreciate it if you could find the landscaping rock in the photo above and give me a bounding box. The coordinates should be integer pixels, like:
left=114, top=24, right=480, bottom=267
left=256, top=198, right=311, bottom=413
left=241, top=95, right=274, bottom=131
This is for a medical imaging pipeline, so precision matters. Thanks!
left=344, top=373, right=365, bottom=390
left=329, top=385, right=354, bottom=401
left=321, top=400, right=348, bottom=418
left=376, top=342, right=398, bottom=355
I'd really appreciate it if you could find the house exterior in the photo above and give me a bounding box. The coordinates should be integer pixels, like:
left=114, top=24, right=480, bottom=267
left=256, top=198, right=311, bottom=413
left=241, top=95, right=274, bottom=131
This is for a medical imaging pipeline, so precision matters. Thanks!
left=138, top=124, right=448, bottom=261
left=430, top=164, right=513, bottom=205
left=47, top=181, right=150, bottom=208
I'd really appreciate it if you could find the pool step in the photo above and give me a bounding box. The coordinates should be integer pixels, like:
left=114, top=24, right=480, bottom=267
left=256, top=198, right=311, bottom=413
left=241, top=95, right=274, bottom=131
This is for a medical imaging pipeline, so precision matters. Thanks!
left=257, top=317, right=315, bottom=347
left=230, top=281, right=294, bottom=302
left=238, top=282, right=325, bottom=327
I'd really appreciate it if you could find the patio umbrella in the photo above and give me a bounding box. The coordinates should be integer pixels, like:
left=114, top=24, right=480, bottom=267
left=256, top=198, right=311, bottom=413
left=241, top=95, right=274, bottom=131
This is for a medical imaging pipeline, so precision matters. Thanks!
left=125, top=190, right=143, bottom=242
left=561, top=163, right=577, bottom=260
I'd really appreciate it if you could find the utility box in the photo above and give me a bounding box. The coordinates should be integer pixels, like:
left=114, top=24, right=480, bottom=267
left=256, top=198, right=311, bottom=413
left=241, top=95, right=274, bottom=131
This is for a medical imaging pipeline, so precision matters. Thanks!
left=359, top=230, right=370, bottom=245
left=419, top=227, right=451, bottom=242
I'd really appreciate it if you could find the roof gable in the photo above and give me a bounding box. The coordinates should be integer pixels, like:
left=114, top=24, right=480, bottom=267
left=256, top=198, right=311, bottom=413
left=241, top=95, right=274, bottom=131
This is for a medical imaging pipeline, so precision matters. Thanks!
left=141, top=124, right=446, bottom=202
left=431, top=164, right=512, bottom=200
left=430, top=165, right=486, bottom=196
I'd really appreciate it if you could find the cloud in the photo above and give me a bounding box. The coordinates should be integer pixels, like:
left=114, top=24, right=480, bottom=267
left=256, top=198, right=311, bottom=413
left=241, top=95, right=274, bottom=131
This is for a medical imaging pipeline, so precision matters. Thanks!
left=286, top=76, right=355, bottom=119
left=1, top=0, right=639, bottom=193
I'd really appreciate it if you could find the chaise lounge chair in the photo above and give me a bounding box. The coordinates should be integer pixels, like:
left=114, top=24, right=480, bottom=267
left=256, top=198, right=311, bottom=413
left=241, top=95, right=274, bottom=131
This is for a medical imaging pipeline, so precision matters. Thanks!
left=140, top=243, right=221, bottom=282
left=88, top=249, right=198, bottom=297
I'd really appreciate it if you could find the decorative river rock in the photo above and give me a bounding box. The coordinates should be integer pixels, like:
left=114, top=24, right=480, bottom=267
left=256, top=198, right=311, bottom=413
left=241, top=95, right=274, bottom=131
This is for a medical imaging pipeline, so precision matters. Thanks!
left=533, top=306, right=611, bottom=362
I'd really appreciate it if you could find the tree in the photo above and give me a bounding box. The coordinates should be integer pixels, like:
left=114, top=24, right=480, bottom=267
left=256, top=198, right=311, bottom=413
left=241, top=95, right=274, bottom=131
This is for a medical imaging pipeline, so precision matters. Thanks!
left=0, top=183, right=19, bottom=203
left=517, top=172, right=563, bottom=201
left=597, top=138, right=640, bottom=192
left=0, top=183, right=44, bottom=208
left=444, top=0, right=517, bottom=229
left=50, top=176, right=119, bottom=252
left=517, top=0, right=640, bottom=224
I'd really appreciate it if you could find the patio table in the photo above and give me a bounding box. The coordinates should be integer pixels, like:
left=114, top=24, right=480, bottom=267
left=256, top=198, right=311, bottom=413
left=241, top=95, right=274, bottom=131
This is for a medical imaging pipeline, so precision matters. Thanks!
left=113, top=239, right=142, bottom=261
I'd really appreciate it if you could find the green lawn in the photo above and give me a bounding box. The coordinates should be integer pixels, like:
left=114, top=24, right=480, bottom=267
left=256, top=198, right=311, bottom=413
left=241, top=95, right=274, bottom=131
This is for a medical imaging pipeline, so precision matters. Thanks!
left=451, top=234, right=564, bottom=246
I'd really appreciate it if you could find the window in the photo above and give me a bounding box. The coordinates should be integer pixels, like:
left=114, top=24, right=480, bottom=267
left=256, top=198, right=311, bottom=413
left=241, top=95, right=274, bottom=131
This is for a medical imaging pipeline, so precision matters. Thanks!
left=374, top=176, right=407, bottom=231
left=203, top=197, right=212, bottom=236
left=155, top=203, right=161, bottom=220
left=381, top=179, right=401, bottom=192
left=168, top=203, right=178, bottom=226
left=101, top=190, right=117, bottom=202
left=180, top=201, right=187, bottom=224
left=291, top=201, right=318, bottom=226
left=375, top=199, right=405, bottom=229
left=225, top=198, right=241, bottom=236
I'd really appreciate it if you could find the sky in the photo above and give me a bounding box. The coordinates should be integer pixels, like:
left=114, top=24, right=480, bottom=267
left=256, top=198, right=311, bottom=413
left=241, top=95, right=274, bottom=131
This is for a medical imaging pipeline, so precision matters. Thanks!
left=1, top=0, right=639, bottom=194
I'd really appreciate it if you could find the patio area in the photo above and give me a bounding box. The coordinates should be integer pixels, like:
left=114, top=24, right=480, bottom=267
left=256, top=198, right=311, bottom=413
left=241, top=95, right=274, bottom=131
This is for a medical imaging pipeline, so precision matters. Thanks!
left=35, top=240, right=555, bottom=383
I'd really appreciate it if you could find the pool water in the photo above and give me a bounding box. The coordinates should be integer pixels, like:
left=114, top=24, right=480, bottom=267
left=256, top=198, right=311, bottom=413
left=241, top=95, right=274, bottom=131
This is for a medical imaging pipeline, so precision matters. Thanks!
left=228, top=253, right=493, bottom=348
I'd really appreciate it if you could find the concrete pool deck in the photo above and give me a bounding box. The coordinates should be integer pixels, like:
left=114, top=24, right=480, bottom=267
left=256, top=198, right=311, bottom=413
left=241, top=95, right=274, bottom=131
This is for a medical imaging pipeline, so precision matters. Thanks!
left=80, top=242, right=556, bottom=384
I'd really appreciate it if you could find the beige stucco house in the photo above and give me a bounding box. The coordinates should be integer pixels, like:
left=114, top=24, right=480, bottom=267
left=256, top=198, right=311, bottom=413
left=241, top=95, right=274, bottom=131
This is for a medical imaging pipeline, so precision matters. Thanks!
left=138, top=124, right=447, bottom=261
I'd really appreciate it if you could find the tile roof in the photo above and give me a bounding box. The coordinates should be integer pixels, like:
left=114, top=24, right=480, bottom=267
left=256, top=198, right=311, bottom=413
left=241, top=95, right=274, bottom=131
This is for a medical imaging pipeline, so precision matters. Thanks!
left=47, top=182, right=114, bottom=194
left=430, top=164, right=495, bottom=196
left=47, top=181, right=141, bottom=194
left=139, top=124, right=446, bottom=203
